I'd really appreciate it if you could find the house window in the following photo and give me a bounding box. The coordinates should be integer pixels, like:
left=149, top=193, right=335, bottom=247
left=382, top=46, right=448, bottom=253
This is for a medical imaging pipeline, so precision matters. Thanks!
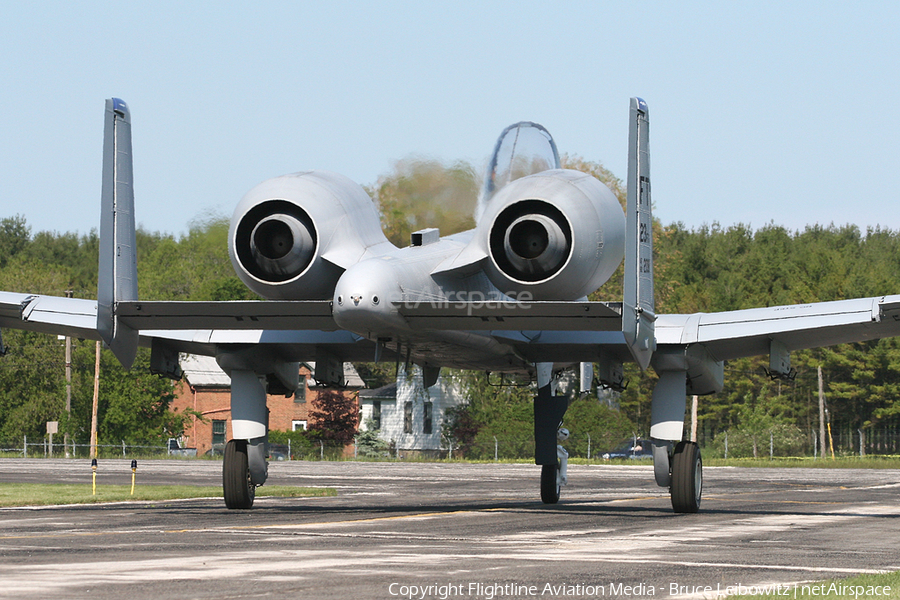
left=292, top=420, right=307, bottom=431
left=423, top=402, right=433, bottom=434
left=212, top=420, right=226, bottom=447
left=294, top=379, right=307, bottom=403
left=404, top=401, right=413, bottom=434
left=372, top=400, right=382, bottom=430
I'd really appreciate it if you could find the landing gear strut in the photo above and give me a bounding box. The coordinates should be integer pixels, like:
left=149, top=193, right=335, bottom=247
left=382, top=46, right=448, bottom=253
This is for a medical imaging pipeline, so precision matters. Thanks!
left=223, top=439, right=255, bottom=509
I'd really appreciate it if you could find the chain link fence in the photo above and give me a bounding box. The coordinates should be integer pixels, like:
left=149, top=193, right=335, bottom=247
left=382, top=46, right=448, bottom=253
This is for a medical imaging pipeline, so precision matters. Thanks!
left=697, top=425, right=900, bottom=459
left=5, top=425, right=899, bottom=461
left=1, top=439, right=170, bottom=459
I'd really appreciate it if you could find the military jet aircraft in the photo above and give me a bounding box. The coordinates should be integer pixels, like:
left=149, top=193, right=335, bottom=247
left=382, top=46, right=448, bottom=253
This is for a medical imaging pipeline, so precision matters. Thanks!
left=3, top=98, right=899, bottom=512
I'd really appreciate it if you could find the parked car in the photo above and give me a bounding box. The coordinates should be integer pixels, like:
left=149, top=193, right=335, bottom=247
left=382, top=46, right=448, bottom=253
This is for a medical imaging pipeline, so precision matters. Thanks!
left=269, top=444, right=290, bottom=461
left=601, top=438, right=653, bottom=460
left=167, top=437, right=197, bottom=457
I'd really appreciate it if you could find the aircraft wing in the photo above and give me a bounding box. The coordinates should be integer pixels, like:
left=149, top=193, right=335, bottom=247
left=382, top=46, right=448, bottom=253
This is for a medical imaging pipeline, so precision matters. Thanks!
left=655, top=294, right=900, bottom=361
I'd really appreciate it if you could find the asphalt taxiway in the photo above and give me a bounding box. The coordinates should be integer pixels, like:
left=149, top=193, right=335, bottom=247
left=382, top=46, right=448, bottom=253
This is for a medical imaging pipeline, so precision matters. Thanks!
left=0, top=459, right=897, bottom=599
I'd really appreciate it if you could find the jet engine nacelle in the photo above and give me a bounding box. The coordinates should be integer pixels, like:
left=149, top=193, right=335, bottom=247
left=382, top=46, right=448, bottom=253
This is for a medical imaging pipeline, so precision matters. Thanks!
left=229, top=171, right=391, bottom=300
left=478, top=169, right=625, bottom=300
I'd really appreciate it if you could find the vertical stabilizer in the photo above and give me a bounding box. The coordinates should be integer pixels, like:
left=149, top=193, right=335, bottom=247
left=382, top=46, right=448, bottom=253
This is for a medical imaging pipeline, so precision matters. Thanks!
left=97, top=98, right=138, bottom=369
left=623, top=97, right=656, bottom=370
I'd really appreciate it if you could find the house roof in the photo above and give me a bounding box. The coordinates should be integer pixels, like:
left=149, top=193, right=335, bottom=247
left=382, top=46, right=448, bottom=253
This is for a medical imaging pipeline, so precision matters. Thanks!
left=303, top=362, right=366, bottom=388
left=358, top=382, right=397, bottom=400
left=182, top=355, right=366, bottom=389
left=181, top=354, right=231, bottom=387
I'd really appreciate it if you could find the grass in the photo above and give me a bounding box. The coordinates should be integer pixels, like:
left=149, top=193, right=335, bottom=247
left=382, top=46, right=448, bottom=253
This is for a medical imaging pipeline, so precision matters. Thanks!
left=0, top=483, right=336, bottom=507
left=5, top=454, right=900, bottom=469
left=566, top=455, right=900, bottom=468
left=701, top=456, right=900, bottom=469
left=727, top=570, right=900, bottom=599
left=333, top=456, right=900, bottom=469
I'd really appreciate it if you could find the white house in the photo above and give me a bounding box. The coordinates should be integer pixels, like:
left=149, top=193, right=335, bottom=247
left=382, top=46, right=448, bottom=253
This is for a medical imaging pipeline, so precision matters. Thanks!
left=357, top=365, right=465, bottom=457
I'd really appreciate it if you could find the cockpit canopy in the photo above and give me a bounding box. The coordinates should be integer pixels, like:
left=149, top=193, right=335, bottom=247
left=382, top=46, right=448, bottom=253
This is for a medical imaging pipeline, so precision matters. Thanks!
left=479, top=121, right=560, bottom=218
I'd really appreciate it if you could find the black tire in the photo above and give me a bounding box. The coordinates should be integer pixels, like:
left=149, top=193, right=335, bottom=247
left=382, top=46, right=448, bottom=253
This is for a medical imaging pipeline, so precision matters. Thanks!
left=223, top=439, right=255, bottom=509
left=670, top=441, right=702, bottom=513
left=540, top=462, right=561, bottom=504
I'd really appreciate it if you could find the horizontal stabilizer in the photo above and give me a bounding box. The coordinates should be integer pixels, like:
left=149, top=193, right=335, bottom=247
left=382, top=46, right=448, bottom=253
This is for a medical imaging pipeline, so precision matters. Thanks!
left=0, top=292, right=100, bottom=340
left=656, top=295, right=900, bottom=361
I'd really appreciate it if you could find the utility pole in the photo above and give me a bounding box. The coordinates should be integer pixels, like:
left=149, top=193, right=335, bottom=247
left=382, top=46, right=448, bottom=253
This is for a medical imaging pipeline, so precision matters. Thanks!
left=64, top=290, right=73, bottom=458
left=90, top=340, right=101, bottom=459
left=690, top=395, right=699, bottom=443
left=818, top=365, right=826, bottom=460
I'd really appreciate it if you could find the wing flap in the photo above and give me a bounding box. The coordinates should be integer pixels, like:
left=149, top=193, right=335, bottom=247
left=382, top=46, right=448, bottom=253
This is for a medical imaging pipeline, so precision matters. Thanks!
left=394, top=300, right=623, bottom=331
left=117, top=300, right=337, bottom=331
left=139, top=328, right=378, bottom=362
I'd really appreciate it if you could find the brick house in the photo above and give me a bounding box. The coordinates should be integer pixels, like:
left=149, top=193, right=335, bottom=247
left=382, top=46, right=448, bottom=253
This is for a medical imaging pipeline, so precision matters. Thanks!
left=170, top=355, right=364, bottom=456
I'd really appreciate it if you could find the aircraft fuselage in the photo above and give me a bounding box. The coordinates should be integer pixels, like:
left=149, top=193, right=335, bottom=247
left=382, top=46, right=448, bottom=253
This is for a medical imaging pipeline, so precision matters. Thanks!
left=332, top=231, right=529, bottom=372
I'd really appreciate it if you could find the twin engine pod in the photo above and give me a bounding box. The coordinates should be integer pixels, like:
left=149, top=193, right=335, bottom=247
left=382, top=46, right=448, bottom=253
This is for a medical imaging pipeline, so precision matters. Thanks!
left=479, top=169, right=625, bottom=300
left=238, top=200, right=316, bottom=282
left=229, top=171, right=391, bottom=300
left=230, top=168, right=624, bottom=303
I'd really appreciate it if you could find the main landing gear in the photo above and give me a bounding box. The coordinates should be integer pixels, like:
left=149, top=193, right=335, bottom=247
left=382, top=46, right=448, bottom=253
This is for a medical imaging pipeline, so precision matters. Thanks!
left=220, top=368, right=278, bottom=509
left=534, top=363, right=570, bottom=505
left=651, top=365, right=708, bottom=513
left=223, top=439, right=256, bottom=509
left=541, top=463, right=561, bottom=504
left=539, top=427, right=570, bottom=504
left=669, top=441, right=702, bottom=513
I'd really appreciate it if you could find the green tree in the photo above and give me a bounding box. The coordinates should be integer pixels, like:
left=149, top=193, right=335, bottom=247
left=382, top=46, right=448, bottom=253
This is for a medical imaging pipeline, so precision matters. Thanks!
left=0, top=329, right=66, bottom=442
left=563, top=397, right=635, bottom=459
left=269, top=428, right=314, bottom=458
left=0, top=215, right=31, bottom=269
left=708, top=387, right=805, bottom=458
left=94, top=350, right=180, bottom=444
left=441, top=403, right=480, bottom=457
left=369, top=158, right=478, bottom=247
left=139, top=217, right=256, bottom=301
left=355, top=418, right=389, bottom=458
left=560, top=154, right=625, bottom=208
left=66, top=345, right=180, bottom=445
left=448, top=372, right=536, bottom=459
left=353, top=362, right=397, bottom=390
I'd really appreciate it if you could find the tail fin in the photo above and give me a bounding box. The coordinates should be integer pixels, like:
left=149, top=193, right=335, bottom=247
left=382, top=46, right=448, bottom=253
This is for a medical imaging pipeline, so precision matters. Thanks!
left=622, top=97, right=656, bottom=370
left=97, top=98, right=139, bottom=368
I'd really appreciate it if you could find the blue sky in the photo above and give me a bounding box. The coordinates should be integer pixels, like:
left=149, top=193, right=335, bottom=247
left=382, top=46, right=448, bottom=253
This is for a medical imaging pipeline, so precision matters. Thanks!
left=1, top=1, right=898, bottom=237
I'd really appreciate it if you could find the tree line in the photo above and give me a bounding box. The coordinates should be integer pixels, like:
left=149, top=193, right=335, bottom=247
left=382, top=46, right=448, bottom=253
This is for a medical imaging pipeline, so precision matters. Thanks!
left=1, top=155, right=899, bottom=457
